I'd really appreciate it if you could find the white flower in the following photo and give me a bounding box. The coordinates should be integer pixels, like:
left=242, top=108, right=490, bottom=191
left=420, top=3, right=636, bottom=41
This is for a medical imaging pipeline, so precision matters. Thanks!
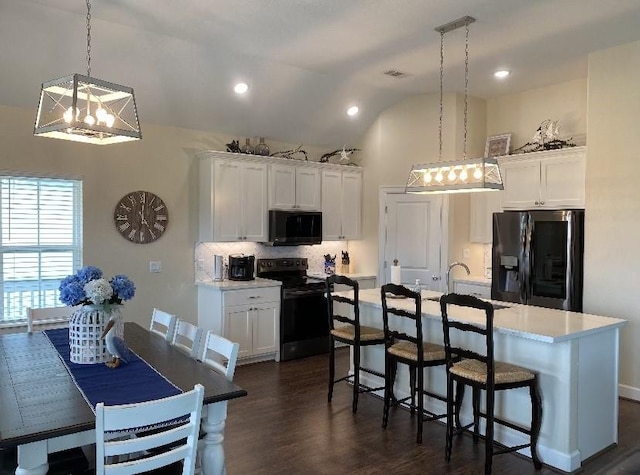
left=84, top=278, right=114, bottom=304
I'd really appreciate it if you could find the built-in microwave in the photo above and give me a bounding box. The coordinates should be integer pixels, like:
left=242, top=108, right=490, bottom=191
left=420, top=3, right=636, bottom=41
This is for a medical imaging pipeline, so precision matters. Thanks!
left=266, top=210, right=322, bottom=246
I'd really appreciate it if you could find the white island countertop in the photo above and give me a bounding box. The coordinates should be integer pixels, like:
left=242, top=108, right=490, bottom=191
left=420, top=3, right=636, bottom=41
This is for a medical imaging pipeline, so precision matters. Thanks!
left=355, top=288, right=626, bottom=344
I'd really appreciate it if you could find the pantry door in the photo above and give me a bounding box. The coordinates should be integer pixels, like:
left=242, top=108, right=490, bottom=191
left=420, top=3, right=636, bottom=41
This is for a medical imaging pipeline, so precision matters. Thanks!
left=379, top=188, right=448, bottom=291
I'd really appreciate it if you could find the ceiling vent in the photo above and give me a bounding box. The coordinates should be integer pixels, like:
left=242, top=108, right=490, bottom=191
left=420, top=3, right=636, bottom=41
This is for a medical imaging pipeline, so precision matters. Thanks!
left=383, top=69, right=410, bottom=78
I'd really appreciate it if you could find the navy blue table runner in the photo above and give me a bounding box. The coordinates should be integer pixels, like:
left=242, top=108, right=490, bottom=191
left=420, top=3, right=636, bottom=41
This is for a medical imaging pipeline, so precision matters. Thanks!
left=44, top=328, right=182, bottom=411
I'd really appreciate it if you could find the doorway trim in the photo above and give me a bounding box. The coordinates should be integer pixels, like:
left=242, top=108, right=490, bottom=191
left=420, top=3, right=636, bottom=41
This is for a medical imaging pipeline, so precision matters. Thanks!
left=377, top=186, right=450, bottom=291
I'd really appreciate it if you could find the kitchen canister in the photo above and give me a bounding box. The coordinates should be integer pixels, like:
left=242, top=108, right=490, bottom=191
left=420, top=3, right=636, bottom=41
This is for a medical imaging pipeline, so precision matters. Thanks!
left=213, top=255, right=224, bottom=281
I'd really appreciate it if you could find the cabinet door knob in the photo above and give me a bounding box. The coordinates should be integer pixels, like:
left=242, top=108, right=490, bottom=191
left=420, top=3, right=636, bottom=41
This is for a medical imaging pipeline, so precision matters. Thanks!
left=432, top=276, right=440, bottom=281
left=540, top=201, right=545, bottom=205
left=535, top=201, right=539, bottom=205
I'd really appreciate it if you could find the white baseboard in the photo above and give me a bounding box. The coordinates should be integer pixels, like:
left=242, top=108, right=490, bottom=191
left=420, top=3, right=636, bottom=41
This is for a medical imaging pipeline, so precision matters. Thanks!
left=619, top=384, right=640, bottom=401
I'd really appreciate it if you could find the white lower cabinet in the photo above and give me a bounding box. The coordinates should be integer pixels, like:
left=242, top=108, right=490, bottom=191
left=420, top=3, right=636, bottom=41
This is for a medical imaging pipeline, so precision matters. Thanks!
left=452, top=280, right=491, bottom=299
left=198, top=284, right=281, bottom=362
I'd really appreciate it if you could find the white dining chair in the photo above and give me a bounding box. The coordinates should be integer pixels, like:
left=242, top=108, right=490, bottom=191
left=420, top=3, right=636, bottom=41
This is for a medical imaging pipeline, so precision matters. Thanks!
left=149, top=308, right=177, bottom=341
left=200, top=331, right=240, bottom=380
left=172, top=319, right=204, bottom=359
left=95, top=383, right=204, bottom=475
left=196, top=332, right=240, bottom=474
left=26, top=306, right=72, bottom=334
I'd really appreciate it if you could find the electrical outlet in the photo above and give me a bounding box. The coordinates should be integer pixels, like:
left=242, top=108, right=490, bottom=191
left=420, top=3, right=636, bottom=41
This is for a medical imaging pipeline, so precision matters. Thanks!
left=196, top=259, right=204, bottom=271
left=463, top=248, right=470, bottom=259
left=149, top=261, right=161, bottom=273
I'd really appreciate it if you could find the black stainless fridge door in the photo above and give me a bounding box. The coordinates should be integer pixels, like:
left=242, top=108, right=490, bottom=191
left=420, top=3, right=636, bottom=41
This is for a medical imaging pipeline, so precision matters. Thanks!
left=526, top=210, right=584, bottom=311
left=491, top=211, right=528, bottom=304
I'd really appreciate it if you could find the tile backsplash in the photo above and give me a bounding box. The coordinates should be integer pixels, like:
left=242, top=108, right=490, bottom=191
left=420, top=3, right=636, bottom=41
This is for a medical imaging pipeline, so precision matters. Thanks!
left=195, top=241, right=345, bottom=281
left=483, top=243, right=492, bottom=279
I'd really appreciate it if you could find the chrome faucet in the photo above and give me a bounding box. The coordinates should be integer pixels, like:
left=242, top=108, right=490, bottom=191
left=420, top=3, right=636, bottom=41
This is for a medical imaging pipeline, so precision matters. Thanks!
left=446, top=261, right=470, bottom=294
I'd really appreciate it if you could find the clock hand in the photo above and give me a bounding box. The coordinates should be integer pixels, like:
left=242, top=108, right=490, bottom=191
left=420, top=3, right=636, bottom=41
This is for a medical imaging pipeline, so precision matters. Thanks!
left=138, top=210, right=148, bottom=226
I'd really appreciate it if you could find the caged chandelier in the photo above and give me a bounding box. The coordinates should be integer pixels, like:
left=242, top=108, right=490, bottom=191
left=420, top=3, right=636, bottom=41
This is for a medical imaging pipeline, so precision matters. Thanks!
left=34, top=0, right=141, bottom=145
left=406, top=16, right=503, bottom=194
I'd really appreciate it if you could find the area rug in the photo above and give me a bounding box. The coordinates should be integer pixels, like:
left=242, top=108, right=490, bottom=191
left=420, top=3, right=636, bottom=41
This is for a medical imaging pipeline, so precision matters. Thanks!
left=594, top=446, right=640, bottom=475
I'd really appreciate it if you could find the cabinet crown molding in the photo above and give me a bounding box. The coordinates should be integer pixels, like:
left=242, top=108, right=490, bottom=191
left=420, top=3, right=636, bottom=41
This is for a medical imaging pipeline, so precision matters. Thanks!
left=196, top=150, right=363, bottom=171
left=498, top=145, right=586, bottom=163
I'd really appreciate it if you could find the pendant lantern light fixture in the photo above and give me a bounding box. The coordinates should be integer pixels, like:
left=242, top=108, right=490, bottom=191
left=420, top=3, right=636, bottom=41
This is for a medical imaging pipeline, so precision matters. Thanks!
left=34, top=0, right=141, bottom=145
left=406, top=16, right=503, bottom=194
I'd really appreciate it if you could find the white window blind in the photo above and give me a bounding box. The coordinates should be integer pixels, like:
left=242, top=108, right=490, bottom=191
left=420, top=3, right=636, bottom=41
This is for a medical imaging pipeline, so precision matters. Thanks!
left=1, top=176, right=82, bottom=323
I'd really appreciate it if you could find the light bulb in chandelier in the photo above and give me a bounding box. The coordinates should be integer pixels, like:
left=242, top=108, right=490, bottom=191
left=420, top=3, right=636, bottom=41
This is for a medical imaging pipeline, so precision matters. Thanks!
left=423, top=172, right=433, bottom=184
left=84, top=114, right=95, bottom=126
left=435, top=171, right=444, bottom=183
left=448, top=168, right=457, bottom=182
left=105, top=114, right=115, bottom=127
left=63, top=107, right=79, bottom=123
left=460, top=168, right=469, bottom=181
left=96, top=107, right=107, bottom=122
left=473, top=167, right=483, bottom=180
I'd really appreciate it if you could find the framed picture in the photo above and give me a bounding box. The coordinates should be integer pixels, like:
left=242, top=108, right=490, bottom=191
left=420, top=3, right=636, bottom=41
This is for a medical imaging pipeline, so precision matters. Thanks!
left=484, top=133, right=511, bottom=158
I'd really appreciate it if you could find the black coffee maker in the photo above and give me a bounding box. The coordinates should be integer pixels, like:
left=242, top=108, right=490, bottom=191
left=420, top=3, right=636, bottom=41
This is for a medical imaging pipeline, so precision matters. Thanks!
left=228, top=254, right=255, bottom=281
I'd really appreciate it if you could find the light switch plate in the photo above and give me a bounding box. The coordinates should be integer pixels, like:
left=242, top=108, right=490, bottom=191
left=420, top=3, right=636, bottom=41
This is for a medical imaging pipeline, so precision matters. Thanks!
left=149, top=261, right=161, bottom=273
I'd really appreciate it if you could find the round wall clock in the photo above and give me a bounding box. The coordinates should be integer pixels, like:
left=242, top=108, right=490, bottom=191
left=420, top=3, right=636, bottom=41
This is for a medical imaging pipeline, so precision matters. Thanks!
left=113, top=191, right=169, bottom=244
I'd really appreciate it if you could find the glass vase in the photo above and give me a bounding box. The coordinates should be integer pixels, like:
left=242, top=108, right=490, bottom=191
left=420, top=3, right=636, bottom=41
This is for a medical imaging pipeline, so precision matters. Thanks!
left=240, top=138, right=254, bottom=155
left=255, top=137, right=270, bottom=156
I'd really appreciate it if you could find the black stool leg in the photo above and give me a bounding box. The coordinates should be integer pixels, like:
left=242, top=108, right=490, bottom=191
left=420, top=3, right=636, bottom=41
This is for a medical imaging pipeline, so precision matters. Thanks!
left=530, top=380, right=543, bottom=469
left=417, top=366, right=424, bottom=444
left=328, top=337, right=335, bottom=403
left=382, top=353, right=392, bottom=429
left=409, top=366, right=416, bottom=415
left=485, top=387, right=495, bottom=475
left=454, top=381, right=465, bottom=431
left=352, top=343, right=361, bottom=413
left=472, top=387, right=481, bottom=443
left=445, top=372, right=454, bottom=462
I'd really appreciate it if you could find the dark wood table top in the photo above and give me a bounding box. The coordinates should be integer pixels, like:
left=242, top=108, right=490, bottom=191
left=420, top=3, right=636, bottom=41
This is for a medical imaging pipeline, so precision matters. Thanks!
left=0, top=322, right=247, bottom=447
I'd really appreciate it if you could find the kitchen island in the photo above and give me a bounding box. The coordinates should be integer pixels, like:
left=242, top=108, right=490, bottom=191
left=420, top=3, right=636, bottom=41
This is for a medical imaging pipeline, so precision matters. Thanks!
left=347, top=288, right=626, bottom=472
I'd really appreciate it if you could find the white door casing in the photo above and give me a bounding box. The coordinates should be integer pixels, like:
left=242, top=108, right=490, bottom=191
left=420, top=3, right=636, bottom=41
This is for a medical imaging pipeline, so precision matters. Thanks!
left=378, top=187, right=448, bottom=292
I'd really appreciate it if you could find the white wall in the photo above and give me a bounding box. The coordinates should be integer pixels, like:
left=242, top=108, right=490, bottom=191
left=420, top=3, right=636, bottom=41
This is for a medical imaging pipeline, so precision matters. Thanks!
left=352, top=93, right=488, bottom=279
left=486, top=78, right=588, bottom=150
left=0, top=104, right=329, bottom=329
left=585, top=40, right=640, bottom=398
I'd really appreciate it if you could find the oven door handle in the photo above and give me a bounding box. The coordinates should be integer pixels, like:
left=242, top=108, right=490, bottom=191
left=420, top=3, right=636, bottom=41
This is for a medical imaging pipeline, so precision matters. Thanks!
left=283, top=289, right=327, bottom=299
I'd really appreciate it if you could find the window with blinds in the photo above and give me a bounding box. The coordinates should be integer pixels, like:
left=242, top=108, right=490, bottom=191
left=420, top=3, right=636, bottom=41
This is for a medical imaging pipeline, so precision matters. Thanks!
left=1, top=176, right=82, bottom=323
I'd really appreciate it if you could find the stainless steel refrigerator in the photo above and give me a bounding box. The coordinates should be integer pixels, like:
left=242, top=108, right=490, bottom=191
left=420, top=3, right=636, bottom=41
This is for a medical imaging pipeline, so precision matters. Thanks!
left=491, top=210, right=584, bottom=311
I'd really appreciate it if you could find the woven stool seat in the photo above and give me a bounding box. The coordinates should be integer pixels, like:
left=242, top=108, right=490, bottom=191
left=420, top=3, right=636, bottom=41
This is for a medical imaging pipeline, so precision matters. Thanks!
left=450, top=359, right=535, bottom=385
left=331, top=325, right=385, bottom=342
left=388, top=340, right=446, bottom=362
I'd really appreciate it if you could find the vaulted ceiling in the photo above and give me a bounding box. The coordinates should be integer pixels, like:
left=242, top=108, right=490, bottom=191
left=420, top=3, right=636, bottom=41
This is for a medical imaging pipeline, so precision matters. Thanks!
left=2, top=0, right=640, bottom=146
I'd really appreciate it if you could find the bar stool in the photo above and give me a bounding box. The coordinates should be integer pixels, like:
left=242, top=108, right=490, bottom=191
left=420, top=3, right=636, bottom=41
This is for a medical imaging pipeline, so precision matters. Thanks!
left=326, top=275, right=386, bottom=413
left=380, top=283, right=449, bottom=444
left=440, top=293, right=543, bottom=474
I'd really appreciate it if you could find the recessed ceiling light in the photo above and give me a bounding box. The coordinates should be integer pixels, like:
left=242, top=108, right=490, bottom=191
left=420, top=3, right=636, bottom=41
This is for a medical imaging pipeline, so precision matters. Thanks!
left=494, top=70, right=510, bottom=79
left=347, top=106, right=359, bottom=117
left=234, top=82, right=249, bottom=94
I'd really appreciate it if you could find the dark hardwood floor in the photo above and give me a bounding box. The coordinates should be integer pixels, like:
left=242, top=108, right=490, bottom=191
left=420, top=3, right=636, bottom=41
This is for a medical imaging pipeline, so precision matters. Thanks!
left=225, top=348, right=640, bottom=475
left=2, top=347, right=639, bottom=474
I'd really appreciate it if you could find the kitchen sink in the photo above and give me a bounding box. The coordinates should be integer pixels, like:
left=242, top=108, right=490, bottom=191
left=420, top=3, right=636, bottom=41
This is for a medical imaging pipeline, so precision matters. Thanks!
left=423, top=295, right=511, bottom=310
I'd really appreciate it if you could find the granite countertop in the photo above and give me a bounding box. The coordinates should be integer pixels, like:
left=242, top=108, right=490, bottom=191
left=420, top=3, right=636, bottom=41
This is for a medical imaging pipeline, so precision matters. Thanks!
left=348, top=288, right=627, bottom=343
left=196, top=277, right=281, bottom=290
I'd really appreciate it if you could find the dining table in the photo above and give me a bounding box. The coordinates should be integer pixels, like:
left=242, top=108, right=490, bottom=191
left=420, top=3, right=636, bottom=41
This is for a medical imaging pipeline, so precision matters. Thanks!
left=0, top=322, right=247, bottom=475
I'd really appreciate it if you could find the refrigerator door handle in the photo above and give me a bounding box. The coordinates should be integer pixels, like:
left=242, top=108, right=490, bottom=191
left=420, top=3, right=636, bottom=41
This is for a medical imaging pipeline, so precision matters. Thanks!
left=524, top=216, right=534, bottom=303
left=520, top=215, right=531, bottom=303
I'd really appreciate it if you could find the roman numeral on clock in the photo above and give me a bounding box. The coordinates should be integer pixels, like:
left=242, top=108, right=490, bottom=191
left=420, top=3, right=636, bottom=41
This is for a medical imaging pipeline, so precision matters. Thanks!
left=119, top=222, right=131, bottom=232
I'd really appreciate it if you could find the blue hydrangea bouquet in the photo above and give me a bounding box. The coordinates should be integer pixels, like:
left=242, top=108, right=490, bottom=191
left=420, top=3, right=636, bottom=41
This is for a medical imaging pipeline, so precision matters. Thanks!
left=59, top=266, right=135, bottom=307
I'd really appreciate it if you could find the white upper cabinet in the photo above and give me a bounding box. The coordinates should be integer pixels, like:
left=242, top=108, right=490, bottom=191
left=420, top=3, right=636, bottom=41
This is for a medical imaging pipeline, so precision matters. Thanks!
left=321, top=169, right=362, bottom=241
left=268, top=163, right=321, bottom=211
left=198, top=152, right=268, bottom=242
left=470, top=191, right=502, bottom=243
left=499, top=146, right=586, bottom=210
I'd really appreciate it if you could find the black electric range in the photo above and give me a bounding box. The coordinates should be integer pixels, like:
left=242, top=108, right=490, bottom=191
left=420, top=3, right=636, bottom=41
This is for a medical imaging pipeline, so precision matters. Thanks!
left=257, top=258, right=330, bottom=361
